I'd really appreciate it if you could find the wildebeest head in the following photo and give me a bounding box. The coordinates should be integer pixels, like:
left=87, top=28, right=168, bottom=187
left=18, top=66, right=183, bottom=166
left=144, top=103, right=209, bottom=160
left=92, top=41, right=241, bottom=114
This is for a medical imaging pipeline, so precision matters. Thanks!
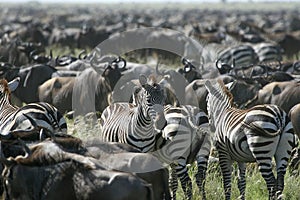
left=178, top=57, right=202, bottom=83
left=102, top=56, right=127, bottom=89
left=0, top=138, right=93, bottom=169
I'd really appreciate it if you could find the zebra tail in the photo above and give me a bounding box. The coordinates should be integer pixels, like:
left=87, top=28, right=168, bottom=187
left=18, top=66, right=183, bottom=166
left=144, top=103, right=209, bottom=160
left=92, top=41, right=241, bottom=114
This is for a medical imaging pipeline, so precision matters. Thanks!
left=242, top=121, right=282, bottom=138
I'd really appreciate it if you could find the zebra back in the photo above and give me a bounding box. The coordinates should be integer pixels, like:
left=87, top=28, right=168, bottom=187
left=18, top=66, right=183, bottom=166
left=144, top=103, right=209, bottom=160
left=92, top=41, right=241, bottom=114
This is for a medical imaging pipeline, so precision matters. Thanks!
left=0, top=78, right=19, bottom=124
left=0, top=78, right=67, bottom=139
left=253, top=42, right=283, bottom=63
left=156, top=104, right=210, bottom=164
left=218, top=44, right=258, bottom=68
left=205, top=79, right=289, bottom=137
left=204, top=76, right=295, bottom=200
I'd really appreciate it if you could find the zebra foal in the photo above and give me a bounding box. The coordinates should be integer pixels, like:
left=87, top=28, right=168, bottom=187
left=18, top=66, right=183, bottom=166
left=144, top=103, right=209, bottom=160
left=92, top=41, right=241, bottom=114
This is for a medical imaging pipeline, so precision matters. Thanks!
left=0, top=77, right=67, bottom=141
left=205, top=79, right=296, bottom=200
left=100, top=75, right=166, bottom=153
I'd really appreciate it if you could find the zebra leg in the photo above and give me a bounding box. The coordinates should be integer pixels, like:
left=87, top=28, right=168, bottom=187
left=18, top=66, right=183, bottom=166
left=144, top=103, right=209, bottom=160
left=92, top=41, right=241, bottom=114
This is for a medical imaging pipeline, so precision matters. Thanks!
left=219, top=155, right=232, bottom=200
left=177, top=169, right=192, bottom=200
left=275, top=171, right=285, bottom=200
left=237, top=162, right=246, bottom=200
left=169, top=163, right=178, bottom=200
left=256, top=159, right=276, bottom=199
left=274, top=130, right=295, bottom=200
left=196, top=156, right=208, bottom=200
left=218, top=154, right=233, bottom=200
left=172, top=162, right=192, bottom=200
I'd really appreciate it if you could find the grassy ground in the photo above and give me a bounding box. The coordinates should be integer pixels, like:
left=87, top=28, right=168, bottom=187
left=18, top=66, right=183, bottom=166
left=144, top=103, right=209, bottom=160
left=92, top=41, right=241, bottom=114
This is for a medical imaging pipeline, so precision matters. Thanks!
left=68, top=116, right=300, bottom=200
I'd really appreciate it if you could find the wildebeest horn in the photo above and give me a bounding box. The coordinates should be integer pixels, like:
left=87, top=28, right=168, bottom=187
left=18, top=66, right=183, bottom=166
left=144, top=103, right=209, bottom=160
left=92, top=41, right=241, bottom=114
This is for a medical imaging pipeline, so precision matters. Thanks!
left=29, top=49, right=38, bottom=61
left=277, top=59, right=282, bottom=71
left=78, top=50, right=87, bottom=60
left=200, top=56, right=205, bottom=71
left=293, top=61, right=300, bottom=72
left=182, top=57, right=188, bottom=65
left=215, top=58, right=222, bottom=69
left=116, top=56, right=126, bottom=69
left=0, top=62, right=14, bottom=70
left=49, top=49, right=53, bottom=60
left=155, top=55, right=163, bottom=76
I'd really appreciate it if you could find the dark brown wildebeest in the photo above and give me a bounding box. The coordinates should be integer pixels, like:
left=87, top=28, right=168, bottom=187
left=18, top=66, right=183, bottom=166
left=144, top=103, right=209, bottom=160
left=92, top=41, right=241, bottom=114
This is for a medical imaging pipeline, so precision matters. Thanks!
left=245, top=81, right=300, bottom=113
left=289, top=103, right=300, bottom=139
left=38, top=57, right=126, bottom=115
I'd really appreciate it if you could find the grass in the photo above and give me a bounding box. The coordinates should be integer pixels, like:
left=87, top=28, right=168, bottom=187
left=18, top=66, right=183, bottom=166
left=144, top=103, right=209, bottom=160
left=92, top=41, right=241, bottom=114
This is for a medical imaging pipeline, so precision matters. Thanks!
left=67, top=116, right=300, bottom=200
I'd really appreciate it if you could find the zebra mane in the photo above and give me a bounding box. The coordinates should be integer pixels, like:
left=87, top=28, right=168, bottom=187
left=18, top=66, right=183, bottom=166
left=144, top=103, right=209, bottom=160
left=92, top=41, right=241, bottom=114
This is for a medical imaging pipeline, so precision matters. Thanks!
left=218, top=79, right=234, bottom=105
left=0, top=79, right=10, bottom=95
left=0, top=79, right=8, bottom=87
left=205, top=79, right=234, bottom=107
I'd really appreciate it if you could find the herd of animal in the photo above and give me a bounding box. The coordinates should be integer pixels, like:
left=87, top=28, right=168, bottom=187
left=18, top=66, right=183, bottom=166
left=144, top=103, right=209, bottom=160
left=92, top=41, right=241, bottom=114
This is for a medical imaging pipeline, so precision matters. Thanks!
left=0, top=3, right=300, bottom=200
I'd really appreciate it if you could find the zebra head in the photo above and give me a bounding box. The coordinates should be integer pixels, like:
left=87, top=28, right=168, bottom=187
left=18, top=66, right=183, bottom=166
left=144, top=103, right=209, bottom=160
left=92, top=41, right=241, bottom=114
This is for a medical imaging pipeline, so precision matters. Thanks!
left=138, top=75, right=166, bottom=129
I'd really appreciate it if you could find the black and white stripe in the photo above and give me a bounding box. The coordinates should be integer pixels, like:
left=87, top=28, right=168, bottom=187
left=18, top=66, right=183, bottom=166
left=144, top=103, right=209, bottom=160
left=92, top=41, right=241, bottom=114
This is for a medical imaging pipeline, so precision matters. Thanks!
left=205, top=79, right=296, bottom=200
left=155, top=104, right=211, bottom=200
left=100, top=75, right=165, bottom=153
left=0, top=78, right=67, bottom=140
left=217, top=44, right=258, bottom=68
left=253, top=42, right=283, bottom=63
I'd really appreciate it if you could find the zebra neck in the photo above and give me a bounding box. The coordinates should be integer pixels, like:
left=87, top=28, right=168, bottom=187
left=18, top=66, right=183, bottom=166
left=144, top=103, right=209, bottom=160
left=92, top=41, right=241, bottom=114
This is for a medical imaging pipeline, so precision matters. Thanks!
left=210, top=97, right=231, bottom=125
left=0, top=97, right=18, bottom=123
left=132, top=104, right=154, bottom=136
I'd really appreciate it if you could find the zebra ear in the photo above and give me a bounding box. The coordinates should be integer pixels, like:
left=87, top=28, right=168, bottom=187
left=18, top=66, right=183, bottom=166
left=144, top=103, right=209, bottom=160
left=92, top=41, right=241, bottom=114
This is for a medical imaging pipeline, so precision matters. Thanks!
left=139, top=75, right=148, bottom=86
left=8, top=77, right=20, bottom=92
left=204, top=80, right=213, bottom=92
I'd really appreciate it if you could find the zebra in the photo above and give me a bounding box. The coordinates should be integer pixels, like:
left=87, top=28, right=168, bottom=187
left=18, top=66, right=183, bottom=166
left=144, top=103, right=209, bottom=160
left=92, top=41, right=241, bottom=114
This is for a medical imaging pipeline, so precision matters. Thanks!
left=253, top=42, right=283, bottom=63
left=154, top=104, right=212, bottom=200
left=204, top=79, right=296, bottom=200
left=216, top=44, right=258, bottom=74
left=100, top=75, right=166, bottom=153
left=0, top=77, right=67, bottom=141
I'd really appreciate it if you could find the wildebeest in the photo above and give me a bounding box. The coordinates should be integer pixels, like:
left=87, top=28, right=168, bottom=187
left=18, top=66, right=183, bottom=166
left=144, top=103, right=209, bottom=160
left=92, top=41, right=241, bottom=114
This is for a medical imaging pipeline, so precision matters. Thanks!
left=1, top=159, right=154, bottom=200
left=0, top=139, right=154, bottom=200
left=0, top=63, right=57, bottom=104
left=245, top=81, right=300, bottom=113
left=38, top=76, right=75, bottom=114
left=289, top=103, right=300, bottom=139
left=83, top=138, right=171, bottom=200
left=39, top=56, right=126, bottom=116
